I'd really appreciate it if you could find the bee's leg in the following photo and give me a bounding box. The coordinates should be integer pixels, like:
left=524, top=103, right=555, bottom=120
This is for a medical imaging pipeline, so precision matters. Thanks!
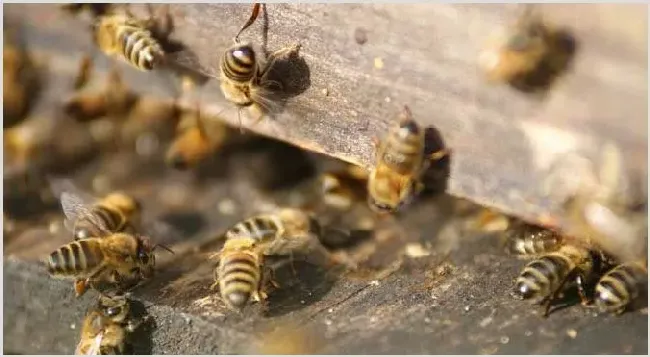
left=74, top=278, right=90, bottom=297
left=542, top=268, right=577, bottom=318
left=428, top=148, right=449, bottom=162
left=575, top=273, right=594, bottom=307
left=258, top=43, right=302, bottom=80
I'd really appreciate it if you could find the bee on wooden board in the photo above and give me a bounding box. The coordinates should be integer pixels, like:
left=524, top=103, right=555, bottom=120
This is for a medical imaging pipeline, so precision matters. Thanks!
left=174, top=3, right=301, bottom=131
left=479, top=5, right=575, bottom=92
left=210, top=208, right=350, bottom=311
left=92, top=5, right=172, bottom=72
left=367, top=105, right=448, bottom=214
left=75, top=294, right=145, bottom=355
left=46, top=231, right=163, bottom=297
left=595, top=260, right=648, bottom=315
left=514, top=240, right=601, bottom=317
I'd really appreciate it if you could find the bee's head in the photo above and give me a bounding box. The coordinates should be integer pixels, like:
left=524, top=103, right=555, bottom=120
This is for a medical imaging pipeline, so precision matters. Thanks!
left=98, top=294, right=129, bottom=322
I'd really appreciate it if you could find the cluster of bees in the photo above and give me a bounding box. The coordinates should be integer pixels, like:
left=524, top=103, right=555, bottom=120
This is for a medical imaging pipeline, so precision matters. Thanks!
left=4, top=3, right=648, bottom=354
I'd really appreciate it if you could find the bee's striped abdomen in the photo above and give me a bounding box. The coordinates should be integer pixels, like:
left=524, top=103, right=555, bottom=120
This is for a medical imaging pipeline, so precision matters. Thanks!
left=118, top=25, right=162, bottom=71
left=47, top=240, right=104, bottom=276
left=516, top=253, right=570, bottom=300
left=226, top=216, right=280, bottom=243
left=222, top=44, right=257, bottom=82
left=381, top=120, right=424, bottom=174
left=218, top=252, right=261, bottom=310
left=596, top=263, right=647, bottom=313
left=510, top=228, right=562, bottom=256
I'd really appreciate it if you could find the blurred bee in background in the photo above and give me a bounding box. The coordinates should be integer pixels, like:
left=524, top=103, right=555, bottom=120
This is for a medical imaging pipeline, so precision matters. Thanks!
left=75, top=294, right=145, bottom=355
left=553, top=142, right=647, bottom=266
left=211, top=208, right=349, bottom=310
left=92, top=5, right=173, bottom=71
left=504, top=221, right=563, bottom=258
left=3, top=27, right=42, bottom=128
left=171, top=4, right=300, bottom=131
left=165, top=77, right=230, bottom=169
left=367, top=105, right=448, bottom=214
left=514, top=241, right=600, bottom=317
left=60, top=3, right=113, bottom=18
left=64, top=65, right=138, bottom=122
left=165, top=107, right=229, bottom=170
left=595, top=260, right=648, bottom=315
left=479, top=4, right=576, bottom=92
left=320, top=164, right=369, bottom=211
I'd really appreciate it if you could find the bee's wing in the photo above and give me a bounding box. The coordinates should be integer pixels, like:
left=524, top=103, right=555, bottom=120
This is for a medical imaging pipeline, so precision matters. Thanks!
left=60, top=191, right=111, bottom=236
left=75, top=332, right=103, bottom=355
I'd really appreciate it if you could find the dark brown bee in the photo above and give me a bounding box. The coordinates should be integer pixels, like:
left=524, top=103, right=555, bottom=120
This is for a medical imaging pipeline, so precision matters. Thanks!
left=595, top=261, right=648, bottom=315
left=479, top=5, right=575, bottom=92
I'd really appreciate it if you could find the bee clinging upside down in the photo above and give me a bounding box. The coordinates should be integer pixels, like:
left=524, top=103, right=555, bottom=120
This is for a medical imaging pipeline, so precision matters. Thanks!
left=479, top=5, right=574, bottom=92
left=514, top=242, right=600, bottom=317
left=93, top=5, right=172, bottom=71
left=595, top=260, right=648, bottom=315
left=75, top=294, right=144, bottom=355
left=367, top=105, right=447, bottom=214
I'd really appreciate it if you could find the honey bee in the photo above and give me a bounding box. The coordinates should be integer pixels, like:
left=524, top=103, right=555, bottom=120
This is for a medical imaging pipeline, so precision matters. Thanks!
left=92, top=6, right=169, bottom=71
left=165, top=105, right=229, bottom=170
left=64, top=67, right=138, bottom=122
left=75, top=294, right=144, bottom=355
left=479, top=5, right=574, bottom=92
left=595, top=260, right=648, bottom=315
left=3, top=29, right=41, bottom=128
left=514, top=243, right=600, bottom=317
left=557, top=143, right=647, bottom=264
left=320, top=164, right=369, bottom=210
left=211, top=208, right=341, bottom=310
left=57, top=188, right=142, bottom=240
left=505, top=222, right=563, bottom=257
left=367, top=105, right=447, bottom=213
left=218, top=40, right=301, bottom=129
left=46, top=231, right=161, bottom=297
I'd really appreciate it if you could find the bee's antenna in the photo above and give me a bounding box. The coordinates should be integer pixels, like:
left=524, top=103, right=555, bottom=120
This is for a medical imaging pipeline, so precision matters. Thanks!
left=152, top=244, right=175, bottom=255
